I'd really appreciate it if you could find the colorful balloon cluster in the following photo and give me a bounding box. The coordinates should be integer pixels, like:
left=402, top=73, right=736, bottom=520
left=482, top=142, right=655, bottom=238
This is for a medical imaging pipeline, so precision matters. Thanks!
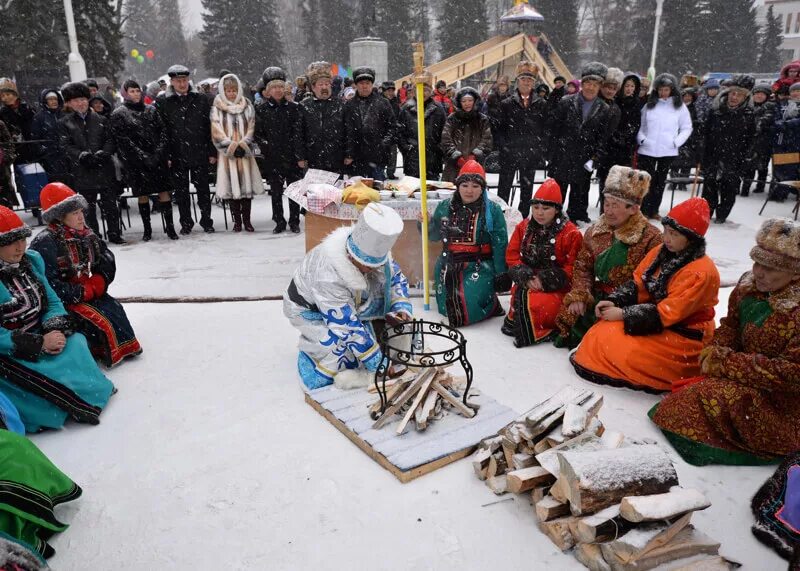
left=129, top=48, right=155, bottom=64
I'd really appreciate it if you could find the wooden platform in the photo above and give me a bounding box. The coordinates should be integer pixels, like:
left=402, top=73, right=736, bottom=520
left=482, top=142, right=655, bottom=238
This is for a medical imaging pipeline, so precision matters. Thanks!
left=305, top=385, right=518, bottom=483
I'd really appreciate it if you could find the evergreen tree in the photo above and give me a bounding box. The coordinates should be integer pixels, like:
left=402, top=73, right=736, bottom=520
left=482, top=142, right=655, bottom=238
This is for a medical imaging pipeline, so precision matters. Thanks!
left=155, top=0, right=189, bottom=69
left=374, top=0, right=415, bottom=78
left=625, top=0, right=656, bottom=73
left=758, top=5, right=783, bottom=73
left=438, top=0, right=489, bottom=60
left=201, top=0, right=285, bottom=83
left=535, top=0, right=579, bottom=68
left=659, top=0, right=707, bottom=76
left=319, top=0, right=360, bottom=66
left=73, top=0, right=125, bottom=81
left=123, top=0, right=161, bottom=79
left=0, top=0, right=65, bottom=77
left=703, top=0, right=758, bottom=72
left=301, top=0, right=324, bottom=67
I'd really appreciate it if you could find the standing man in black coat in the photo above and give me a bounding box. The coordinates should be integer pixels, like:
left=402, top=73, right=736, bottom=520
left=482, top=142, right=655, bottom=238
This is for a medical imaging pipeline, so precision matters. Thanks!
left=595, top=67, right=624, bottom=197
left=156, top=65, right=216, bottom=235
left=380, top=81, right=401, bottom=179
left=297, top=62, right=346, bottom=174
left=741, top=84, right=776, bottom=196
left=344, top=67, right=396, bottom=181
left=701, top=74, right=757, bottom=224
left=31, top=89, right=70, bottom=186
left=497, top=61, right=549, bottom=218
left=547, top=62, right=612, bottom=224
left=110, top=79, right=176, bottom=241
left=396, top=72, right=447, bottom=180
left=255, top=67, right=303, bottom=234
left=58, top=82, right=125, bottom=243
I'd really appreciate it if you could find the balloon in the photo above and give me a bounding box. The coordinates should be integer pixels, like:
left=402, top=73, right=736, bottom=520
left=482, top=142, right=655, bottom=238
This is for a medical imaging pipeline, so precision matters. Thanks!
left=131, top=49, right=139, bottom=58
left=137, top=55, right=145, bottom=63
left=145, top=50, right=154, bottom=59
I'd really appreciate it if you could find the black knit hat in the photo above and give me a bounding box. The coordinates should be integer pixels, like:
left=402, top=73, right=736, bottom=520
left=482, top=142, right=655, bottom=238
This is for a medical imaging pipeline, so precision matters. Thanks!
left=554, top=75, right=566, bottom=84
left=61, top=81, right=91, bottom=102
left=122, top=79, right=141, bottom=92
left=753, top=84, right=772, bottom=97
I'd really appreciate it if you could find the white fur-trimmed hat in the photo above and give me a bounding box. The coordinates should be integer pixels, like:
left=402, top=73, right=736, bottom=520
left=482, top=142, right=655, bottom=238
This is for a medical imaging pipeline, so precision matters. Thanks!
left=750, top=218, right=800, bottom=274
left=346, top=203, right=403, bottom=267
left=40, top=182, right=89, bottom=224
left=603, top=165, right=651, bottom=205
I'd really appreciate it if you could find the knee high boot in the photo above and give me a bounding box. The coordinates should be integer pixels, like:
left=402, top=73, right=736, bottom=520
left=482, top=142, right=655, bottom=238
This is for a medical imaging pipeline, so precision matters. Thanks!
left=139, top=202, right=152, bottom=242
left=229, top=199, right=242, bottom=232
left=160, top=200, right=179, bottom=240
left=241, top=198, right=254, bottom=232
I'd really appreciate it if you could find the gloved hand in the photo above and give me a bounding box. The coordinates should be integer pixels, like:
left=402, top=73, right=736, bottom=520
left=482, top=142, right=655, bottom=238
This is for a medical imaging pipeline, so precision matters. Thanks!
left=583, top=159, right=594, bottom=172
left=233, top=146, right=246, bottom=159
left=78, top=152, right=96, bottom=167
left=94, top=150, right=110, bottom=164
left=88, top=274, right=107, bottom=298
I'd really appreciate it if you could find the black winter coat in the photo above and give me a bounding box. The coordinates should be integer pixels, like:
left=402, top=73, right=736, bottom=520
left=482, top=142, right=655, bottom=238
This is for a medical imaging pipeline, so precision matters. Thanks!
left=58, top=110, right=116, bottom=191
left=297, top=97, right=346, bottom=172
left=750, top=100, right=777, bottom=163
left=255, top=97, right=303, bottom=178
left=547, top=94, right=612, bottom=182
left=397, top=97, right=447, bottom=179
left=702, top=93, right=756, bottom=174
left=673, top=102, right=702, bottom=170
left=497, top=91, right=549, bottom=164
left=604, top=86, right=642, bottom=166
left=109, top=100, right=168, bottom=193
left=344, top=92, right=396, bottom=166
left=31, top=90, right=68, bottom=177
left=487, top=88, right=512, bottom=146
left=0, top=101, right=39, bottom=163
left=156, top=87, right=215, bottom=168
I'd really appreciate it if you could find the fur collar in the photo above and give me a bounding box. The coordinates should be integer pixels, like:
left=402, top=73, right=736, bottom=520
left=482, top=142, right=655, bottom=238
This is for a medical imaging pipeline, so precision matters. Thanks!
left=739, top=271, right=800, bottom=313
left=320, top=227, right=368, bottom=292
left=641, top=241, right=706, bottom=301
left=592, top=212, right=651, bottom=245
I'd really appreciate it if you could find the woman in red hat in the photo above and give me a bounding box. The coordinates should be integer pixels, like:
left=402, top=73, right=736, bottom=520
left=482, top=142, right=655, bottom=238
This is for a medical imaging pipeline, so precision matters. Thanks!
left=29, top=182, right=142, bottom=367
left=652, top=218, right=800, bottom=465
left=0, top=205, right=113, bottom=432
left=571, top=197, right=720, bottom=392
left=502, top=179, right=583, bottom=346
left=428, top=160, right=508, bottom=327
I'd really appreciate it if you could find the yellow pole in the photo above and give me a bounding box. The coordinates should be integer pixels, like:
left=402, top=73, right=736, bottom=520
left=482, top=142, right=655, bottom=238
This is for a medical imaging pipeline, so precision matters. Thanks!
left=413, top=43, right=431, bottom=310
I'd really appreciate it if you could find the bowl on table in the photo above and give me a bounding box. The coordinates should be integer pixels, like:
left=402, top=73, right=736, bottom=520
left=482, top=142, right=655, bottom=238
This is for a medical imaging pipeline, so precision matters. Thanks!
left=379, top=190, right=393, bottom=201
left=437, top=189, right=455, bottom=200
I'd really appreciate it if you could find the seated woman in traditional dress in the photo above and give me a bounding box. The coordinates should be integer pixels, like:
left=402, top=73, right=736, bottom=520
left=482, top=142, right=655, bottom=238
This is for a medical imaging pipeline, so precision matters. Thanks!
left=571, top=197, right=720, bottom=392
left=652, top=218, right=800, bottom=465
left=0, top=206, right=114, bottom=432
left=284, top=203, right=413, bottom=390
left=502, top=179, right=583, bottom=347
left=30, top=183, right=142, bottom=367
left=428, top=160, right=508, bottom=327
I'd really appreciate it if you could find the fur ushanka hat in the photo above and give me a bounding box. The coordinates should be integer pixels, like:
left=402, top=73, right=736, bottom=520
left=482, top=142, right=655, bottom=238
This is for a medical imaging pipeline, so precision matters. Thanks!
left=306, top=61, right=332, bottom=86
left=515, top=61, right=539, bottom=80
left=61, top=81, right=91, bottom=102
left=750, top=218, right=800, bottom=274
left=603, top=67, right=624, bottom=86
left=603, top=165, right=650, bottom=206
left=581, top=61, right=608, bottom=83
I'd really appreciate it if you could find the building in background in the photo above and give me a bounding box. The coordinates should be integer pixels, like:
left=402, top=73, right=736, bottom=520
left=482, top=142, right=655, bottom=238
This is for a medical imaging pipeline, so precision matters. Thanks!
left=760, top=0, right=800, bottom=63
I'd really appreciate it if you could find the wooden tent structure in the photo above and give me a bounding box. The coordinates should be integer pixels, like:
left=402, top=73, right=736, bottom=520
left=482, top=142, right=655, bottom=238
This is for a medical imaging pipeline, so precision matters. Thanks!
left=393, top=33, right=572, bottom=89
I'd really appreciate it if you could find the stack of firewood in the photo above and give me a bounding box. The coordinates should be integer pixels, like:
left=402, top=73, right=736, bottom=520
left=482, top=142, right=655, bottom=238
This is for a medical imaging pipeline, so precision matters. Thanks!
left=471, top=386, right=737, bottom=570
left=369, top=367, right=475, bottom=434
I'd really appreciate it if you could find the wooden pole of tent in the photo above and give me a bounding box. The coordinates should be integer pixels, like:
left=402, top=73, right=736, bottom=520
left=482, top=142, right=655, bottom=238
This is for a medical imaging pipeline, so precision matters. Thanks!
left=690, top=163, right=701, bottom=198
left=413, top=43, right=432, bottom=310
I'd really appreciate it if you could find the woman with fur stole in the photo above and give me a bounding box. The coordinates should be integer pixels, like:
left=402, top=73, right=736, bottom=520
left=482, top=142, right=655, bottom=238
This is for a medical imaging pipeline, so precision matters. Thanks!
left=210, top=74, right=264, bottom=232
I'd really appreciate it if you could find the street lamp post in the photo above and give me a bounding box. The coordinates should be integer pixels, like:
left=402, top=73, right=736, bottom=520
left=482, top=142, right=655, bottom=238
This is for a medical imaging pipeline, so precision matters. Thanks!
left=647, top=0, right=665, bottom=89
left=63, top=0, right=87, bottom=81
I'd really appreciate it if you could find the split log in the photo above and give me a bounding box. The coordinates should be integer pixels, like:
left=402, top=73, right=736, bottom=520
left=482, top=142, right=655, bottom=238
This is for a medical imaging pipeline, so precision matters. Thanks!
left=507, top=466, right=555, bottom=494
left=534, top=437, right=552, bottom=454
left=670, top=555, right=739, bottom=570
left=547, top=417, right=605, bottom=447
left=549, top=476, right=570, bottom=503
left=531, top=484, right=552, bottom=504
left=574, top=504, right=634, bottom=544
left=486, top=475, right=508, bottom=495
left=395, top=370, right=438, bottom=434
left=537, top=430, right=626, bottom=477
left=511, top=453, right=537, bottom=470
left=414, top=389, right=439, bottom=431
left=562, top=393, right=604, bottom=438
left=620, top=488, right=711, bottom=523
left=535, top=495, right=570, bottom=522
left=600, top=512, right=693, bottom=564
left=471, top=448, right=492, bottom=481
left=575, top=543, right=612, bottom=571
left=538, top=516, right=577, bottom=551
left=601, top=526, right=720, bottom=571
left=373, top=368, right=436, bottom=429
left=431, top=380, right=476, bottom=418
left=502, top=443, right=516, bottom=470
left=479, top=435, right=504, bottom=453
left=558, top=445, right=679, bottom=515
left=523, top=386, right=593, bottom=427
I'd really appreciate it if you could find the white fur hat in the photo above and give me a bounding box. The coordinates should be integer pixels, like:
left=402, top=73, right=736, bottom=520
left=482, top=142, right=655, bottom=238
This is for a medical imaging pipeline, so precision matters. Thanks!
left=346, top=203, right=403, bottom=267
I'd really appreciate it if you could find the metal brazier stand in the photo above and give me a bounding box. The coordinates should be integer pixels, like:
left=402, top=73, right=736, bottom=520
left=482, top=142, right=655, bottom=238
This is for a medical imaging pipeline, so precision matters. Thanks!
left=372, top=319, right=475, bottom=416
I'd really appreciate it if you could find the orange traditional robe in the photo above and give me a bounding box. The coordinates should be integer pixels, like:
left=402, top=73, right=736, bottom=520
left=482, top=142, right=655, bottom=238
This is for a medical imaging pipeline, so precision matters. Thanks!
left=571, top=244, right=720, bottom=392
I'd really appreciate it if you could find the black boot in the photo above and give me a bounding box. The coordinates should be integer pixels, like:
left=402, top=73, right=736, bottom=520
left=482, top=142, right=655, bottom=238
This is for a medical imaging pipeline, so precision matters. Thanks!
left=161, top=201, right=179, bottom=240
left=241, top=199, right=254, bottom=232
left=230, top=200, right=242, bottom=232
left=139, top=202, right=152, bottom=242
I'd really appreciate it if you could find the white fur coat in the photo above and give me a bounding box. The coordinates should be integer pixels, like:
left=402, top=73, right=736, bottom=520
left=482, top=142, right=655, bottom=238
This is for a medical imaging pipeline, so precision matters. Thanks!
left=210, top=74, right=264, bottom=200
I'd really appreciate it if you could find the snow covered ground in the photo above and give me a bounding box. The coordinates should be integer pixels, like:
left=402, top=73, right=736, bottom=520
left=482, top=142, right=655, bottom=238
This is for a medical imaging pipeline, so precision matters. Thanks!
left=29, top=179, right=790, bottom=569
